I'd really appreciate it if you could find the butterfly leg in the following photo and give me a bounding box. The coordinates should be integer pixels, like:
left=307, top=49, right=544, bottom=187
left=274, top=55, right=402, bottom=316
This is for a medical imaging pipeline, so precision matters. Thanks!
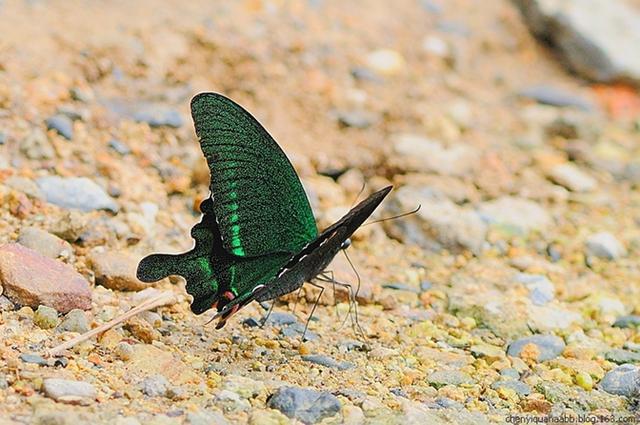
left=318, top=271, right=341, bottom=321
left=302, top=281, right=324, bottom=342
left=259, top=300, right=276, bottom=328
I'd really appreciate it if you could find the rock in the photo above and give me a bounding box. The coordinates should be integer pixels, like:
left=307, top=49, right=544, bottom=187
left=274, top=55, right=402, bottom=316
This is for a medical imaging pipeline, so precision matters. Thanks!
left=384, top=185, right=487, bottom=254
left=391, top=133, right=476, bottom=177
left=478, top=197, right=552, bottom=235
left=4, top=176, right=44, bottom=198
left=518, top=85, right=593, bottom=110
left=20, top=128, right=55, bottom=160
left=221, top=375, right=266, bottom=399
left=267, top=386, right=341, bottom=424
left=427, top=369, right=475, bottom=388
left=513, top=0, right=640, bottom=85
left=528, top=305, right=582, bottom=332
left=469, top=343, right=505, bottom=362
left=125, top=316, right=160, bottom=343
left=336, top=110, right=377, bottom=129
left=515, top=274, right=555, bottom=306
left=491, top=380, right=532, bottom=396
left=599, top=364, right=640, bottom=396
left=614, top=315, right=640, bottom=328
left=43, top=378, right=96, bottom=403
left=422, top=35, right=450, bottom=58
left=108, top=139, right=131, bottom=155
left=280, top=323, right=318, bottom=341
left=89, top=251, right=150, bottom=291
left=548, top=163, right=597, bottom=192
left=125, top=344, right=199, bottom=385
left=17, top=227, right=73, bottom=259
left=214, top=390, right=251, bottom=413
left=185, top=410, right=229, bottom=425
left=20, top=353, right=49, bottom=366
left=368, top=347, right=399, bottom=360
left=140, top=374, right=170, bottom=397
left=264, top=312, right=298, bottom=326
left=49, top=211, right=88, bottom=242
left=45, top=114, right=74, bottom=140
left=500, top=368, right=520, bottom=380
left=37, top=176, right=118, bottom=212
left=131, top=104, right=183, bottom=128
left=0, top=296, right=14, bottom=311
left=605, top=349, right=640, bottom=365
left=365, top=49, right=405, bottom=76
left=0, top=243, right=92, bottom=313
left=507, top=334, right=566, bottom=362
left=301, top=354, right=354, bottom=370
left=34, top=305, right=60, bottom=329
left=114, top=342, right=134, bottom=361
left=575, top=371, right=594, bottom=391
left=585, top=232, right=626, bottom=260
left=57, top=309, right=89, bottom=333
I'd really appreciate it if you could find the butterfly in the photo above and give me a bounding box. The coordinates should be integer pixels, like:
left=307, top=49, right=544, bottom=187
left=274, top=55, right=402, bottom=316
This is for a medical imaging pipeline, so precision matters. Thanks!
left=137, top=93, right=392, bottom=329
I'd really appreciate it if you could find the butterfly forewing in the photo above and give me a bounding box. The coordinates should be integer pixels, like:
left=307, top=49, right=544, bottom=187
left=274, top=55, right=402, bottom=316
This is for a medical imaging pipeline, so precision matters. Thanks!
left=191, top=93, right=318, bottom=258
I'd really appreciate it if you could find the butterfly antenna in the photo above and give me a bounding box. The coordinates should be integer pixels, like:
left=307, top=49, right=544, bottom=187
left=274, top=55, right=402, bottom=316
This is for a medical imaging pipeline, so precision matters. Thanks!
left=342, top=249, right=366, bottom=339
left=362, top=204, right=421, bottom=227
left=350, top=181, right=367, bottom=208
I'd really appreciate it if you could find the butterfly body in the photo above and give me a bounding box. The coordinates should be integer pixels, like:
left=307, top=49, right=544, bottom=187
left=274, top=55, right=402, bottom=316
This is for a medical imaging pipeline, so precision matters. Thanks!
left=137, top=93, right=391, bottom=328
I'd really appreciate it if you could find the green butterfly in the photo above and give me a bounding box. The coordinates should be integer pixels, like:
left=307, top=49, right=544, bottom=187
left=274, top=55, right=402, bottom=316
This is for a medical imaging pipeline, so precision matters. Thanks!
left=137, top=93, right=391, bottom=328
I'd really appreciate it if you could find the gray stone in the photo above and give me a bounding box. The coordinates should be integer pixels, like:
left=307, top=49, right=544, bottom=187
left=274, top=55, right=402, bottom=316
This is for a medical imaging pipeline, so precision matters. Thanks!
left=391, top=133, right=476, bottom=177
left=427, top=370, right=475, bottom=388
left=20, top=353, right=49, bottom=366
left=37, top=176, right=119, bottom=212
left=17, top=227, right=73, bottom=260
left=515, top=273, right=555, bottom=306
left=108, top=139, right=131, bottom=155
left=131, top=104, right=183, bottom=128
left=513, top=0, right=640, bottom=85
left=267, top=386, right=341, bottom=424
left=549, top=163, right=597, bottom=192
left=0, top=296, right=14, bottom=312
left=491, top=380, right=532, bottom=396
left=140, top=374, right=170, bottom=397
left=280, top=323, right=318, bottom=341
left=585, top=232, right=626, bottom=260
left=599, top=364, right=640, bottom=396
left=518, top=85, right=594, bottom=110
left=478, top=196, right=552, bottom=235
left=301, top=354, right=354, bottom=370
left=43, top=378, right=96, bottom=403
left=57, top=309, right=89, bottom=333
left=45, top=115, right=73, bottom=140
left=605, top=349, right=640, bottom=365
left=614, top=315, right=640, bottom=328
left=500, top=368, right=520, bottom=379
left=507, top=334, right=565, bottom=361
left=264, top=312, right=298, bottom=326
left=4, top=176, right=43, bottom=198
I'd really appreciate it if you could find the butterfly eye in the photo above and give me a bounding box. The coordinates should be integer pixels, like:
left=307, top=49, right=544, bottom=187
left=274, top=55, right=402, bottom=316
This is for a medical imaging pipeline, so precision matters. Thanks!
left=340, top=238, right=352, bottom=250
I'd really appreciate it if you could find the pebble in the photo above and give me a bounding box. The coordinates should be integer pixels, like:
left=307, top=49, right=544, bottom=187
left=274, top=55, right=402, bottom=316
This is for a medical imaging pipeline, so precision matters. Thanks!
left=0, top=243, right=91, bottom=313
left=391, top=133, right=475, bottom=177
left=20, top=128, right=55, bottom=160
left=185, top=410, right=229, bottom=425
left=125, top=344, right=199, bottom=385
left=422, top=35, right=450, bottom=58
left=507, top=334, right=566, bottom=361
left=131, top=104, right=183, bottom=128
left=280, top=323, right=318, bottom=341
left=575, top=371, right=594, bottom=391
left=125, top=316, right=160, bottom=343
left=108, top=139, right=131, bottom=155
left=548, top=163, right=597, bottom=192
left=427, top=370, right=475, bottom=388
left=36, top=176, right=119, bottom=212
left=33, top=305, right=60, bottom=329
left=515, top=274, right=555, bottom=306
left=57, top=309, right=89, bottom=333
left=528, top=305, right=582, bottom=332
left=140, top=374, right=170, bottom=397
left=500, top=368, right=520, bottom=379
left=264, top=312, right=298, bottom=326
left=45, top=114, right=74, bottom=140
left=478, top=196, right=552, bottom=235
left=599, top=364, right=640, bottom=396
left=585, top=232, right=626, bottom=260
left=368, top=347, right=399, bottom=360
left=605, top=349, right=640, bottom=365
left=365, top=49, right=405, bottom=76
left=518, top=85, right=593, bottom=110
left=17, top=227, right=73, bottom=259
left=301, top=354, right=354, bottom=370
left=491, top=380, right=532, bottom=396
left=613, top=315, right=640, bottom=328
left=214, top=390, right=251, bottom=413
left=513, top=0, right=640, bottom=84
left=267, top=386, right=341, bottom=424
left=4, top=176, right=44, bottom=198
left=470, top=343, right=505, bottom=362
left=43, top=378, right=96, bottom=403
left=0, top=296, right=15, bottom=311
left=336, top=110, right=376, bottom=129
left=89, top=251, right=151, bottom=291
left=19, top=353, right=49, bottom=366
left=114, top=342, right=134, bottom=361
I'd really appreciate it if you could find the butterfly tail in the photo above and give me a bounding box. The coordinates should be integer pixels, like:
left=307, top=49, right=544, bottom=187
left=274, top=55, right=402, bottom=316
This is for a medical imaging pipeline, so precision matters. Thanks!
left=137, top=253, right=189, bottom=282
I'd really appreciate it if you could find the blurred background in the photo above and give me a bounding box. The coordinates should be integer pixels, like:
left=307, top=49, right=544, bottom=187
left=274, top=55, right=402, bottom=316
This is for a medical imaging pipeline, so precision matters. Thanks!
left=1, top=0, right=640, bottom=423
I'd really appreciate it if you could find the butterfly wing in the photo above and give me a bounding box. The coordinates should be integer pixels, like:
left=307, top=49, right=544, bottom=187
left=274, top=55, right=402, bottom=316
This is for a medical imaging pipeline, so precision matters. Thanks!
left=191, top=92, right=318, bottom=257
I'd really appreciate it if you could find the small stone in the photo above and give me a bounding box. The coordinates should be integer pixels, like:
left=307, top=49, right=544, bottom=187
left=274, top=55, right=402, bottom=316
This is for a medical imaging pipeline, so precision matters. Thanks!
left=19, top=353, right=49, bottom=366
left=507, top=334, right=566, bottom=362
left=491, top=380, right=532, bottom=396
left=125, top=316, right=160, bottom=343
left=215, top=390, right=251, bottom=413
left=365, top=49, right=405, bottom=76
left=140, top=311, right=162, bottom=328
left=575, top=372, right=594, bottom=391
left=427, top=369, right=475, bottom=388
left=140, top=374, right=170, bottom=397
left=57, top=309, right=88, bottom=333
left=500, top=368, right=520, bottom=379
left=17, top=227, right=73, bottom=260
left=605, top=349, right=640, bottom=365
left=0, top=243, right=92, bottom=313
left=185, top=410, right=229, bottom=425
left=422, top=35, right=450, bottom=58
left=528, top=305, right=582, bottom=332
left=43, top=378, right=96, bottom=403
left=4, top=176, right=44, bottom=198
left=613, top=315, right=640, bottom=328
left=45, top=114, right=74, bottom=140
left=585, top=232, right=626, bottom=260
left=89, top=251, right=151, bottom=291
left=0, top=296, right=15, bottom=311
left=267, top=386, right=341, bottom=424
left=108, top=139, right=131, bottom=155
left=37, top=176, right=119, bottom=212
left=336, top=110, right=376, bottom=129
left=549, top=163, right=597, bottom=192
left=280, top=323, right=318, bottom=341
left=125, top=344, right=199, bottom=385
left=518, top=85, right=593, bottom=110
left=264, top=312, right=298, bottom=326
left=515, top=274, right=555, bottom=306
left=470, top=343, right=505, bottom=362
left=391, top=134, right=476, bottom=177
left=478, top=197, right=552, bottom=235
left=131, top=104, right=183, bottom=128
left=599, top=364, right=640, bottom=396
left=301, top=354, right=354, bottom=370
left=368, top=347, right=399, bottom=360
left=114, top=342, right=134, bottom=361
left=20, top=128, right=55, bottom=160
left=34, top=305, right=60, bottom=329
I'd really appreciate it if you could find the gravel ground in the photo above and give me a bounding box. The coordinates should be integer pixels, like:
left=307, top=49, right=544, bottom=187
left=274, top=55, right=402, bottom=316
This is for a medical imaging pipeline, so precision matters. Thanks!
left=1, top=1, right=640, bottom=424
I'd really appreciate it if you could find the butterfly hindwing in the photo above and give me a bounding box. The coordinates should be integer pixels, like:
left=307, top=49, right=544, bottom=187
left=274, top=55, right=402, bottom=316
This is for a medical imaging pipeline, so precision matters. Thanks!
left=191, top=93, right=318, bottom=258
